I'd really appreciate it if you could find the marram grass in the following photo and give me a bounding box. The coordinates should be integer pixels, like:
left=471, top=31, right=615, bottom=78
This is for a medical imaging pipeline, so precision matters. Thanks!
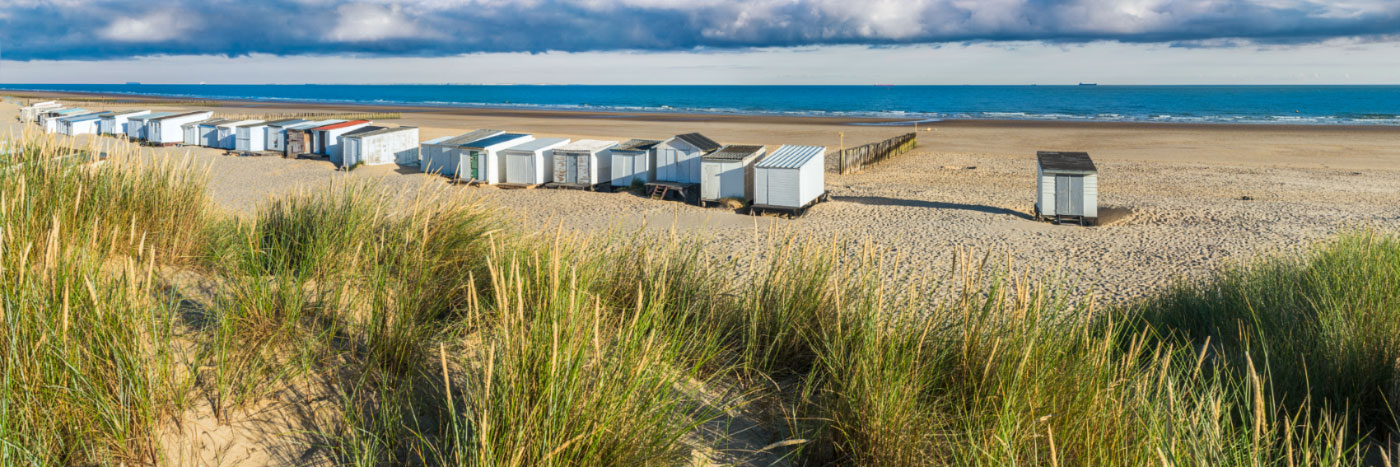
left=0, top=133, right=1395, bottom=465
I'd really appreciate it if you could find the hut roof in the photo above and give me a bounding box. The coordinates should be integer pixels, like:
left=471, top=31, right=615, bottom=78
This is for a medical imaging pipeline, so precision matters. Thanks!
left=612, top=139, right=661, bottom=152
left=705, top=145, right=765, bottom=161
left=343, top=126, right=418, bottom=139
left=112, top=110, right=151, bottom=117
left=312, top=120, right=370, bottom=131
left=266, top=119, right=309, bottom=127
left=156, top=111, right=212, bottom=121
left=462, top=133, right=531, bottom=149
left=757, top=145, right=825, bottom=169
left=557, top=139, right=618, bottom=153
left=1037, top=151, right=1096, bottom=172
left=425, top=129, right=505, bottom=147
left=130, top=112, right=176, bottom=121
left=673, top=133, right=722, bottom=152
left=503, top=137, right=569, bottom=153
left=235, top=120, right=270, bottom=128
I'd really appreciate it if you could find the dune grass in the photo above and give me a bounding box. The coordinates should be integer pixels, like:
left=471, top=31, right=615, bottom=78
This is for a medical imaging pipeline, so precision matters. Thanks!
left=1, top=133, right=1396, bottom=465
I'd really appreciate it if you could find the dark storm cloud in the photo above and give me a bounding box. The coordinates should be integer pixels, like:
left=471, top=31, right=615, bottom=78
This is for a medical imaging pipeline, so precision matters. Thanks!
left=1, top=0, right=1397, bottom=60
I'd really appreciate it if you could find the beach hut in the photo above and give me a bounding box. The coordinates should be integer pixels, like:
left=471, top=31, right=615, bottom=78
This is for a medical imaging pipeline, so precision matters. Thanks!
left=125, top=112, right=174, bottom=141
left=215, top=120, right=262, bottom=149
left=281, top=120, right=340, bottom=156
left=60, top=112, right=112, bottom=136
left=753, top=145, right=827, bottom=214
left=193, top=119, right=229, bottom=147
left=609, top=139, right=661, bottom=188
left=235, top=121, right=270, bottom=152
left=340, top=126, right=420, bottom=168
left=149, top=112, right=214, bottom=146
left=458, top=133, right=535, bottom=184
left=501, top=137, right=570, bottom=185
left=264, top=119, right=308, bottom=152
left=310, top=120, right=372, bottom=164
left=183, top=118, right=220, bottom=145
left=1034, top=151, right=1098, bottom=225
left=655, top=133, right=721, bottom=184
left=700, top=145, right=766, bottom=204
left=420, top=129, right=504, bottom=175
left=20, top=101, right=61, bottom=123
left=42, top=108, right=86, bottom=133
left=103, top=110, right=151, bottom=135
left=552, top=140, right=617, bottom=188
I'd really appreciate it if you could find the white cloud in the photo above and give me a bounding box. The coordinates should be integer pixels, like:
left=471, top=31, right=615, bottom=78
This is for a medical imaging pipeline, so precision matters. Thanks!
left=326, top=3, right=434, bottom=42
left=100, top=11, right=194, bottom=42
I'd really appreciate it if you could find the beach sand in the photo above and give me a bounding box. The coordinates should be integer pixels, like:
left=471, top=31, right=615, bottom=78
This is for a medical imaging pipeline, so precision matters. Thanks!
left=6, top=92, right=1400, bottom=303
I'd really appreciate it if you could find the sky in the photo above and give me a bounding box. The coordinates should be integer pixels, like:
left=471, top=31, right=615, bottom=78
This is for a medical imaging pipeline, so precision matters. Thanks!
left=1, top=0, right=1398, bottom=84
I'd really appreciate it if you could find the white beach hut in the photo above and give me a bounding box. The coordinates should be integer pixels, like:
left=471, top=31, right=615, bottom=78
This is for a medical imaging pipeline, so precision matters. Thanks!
left=458, top=133, right=535, bottom=184
left=195, top=119, right=227, bottom=147
left=753, top=145, right=827, bottom=211
left=263, top=119, right=308, bottom=152
left=1034, top=151, right=1099, bottom=225
left=20, top=101, right=62, bottom=123
left=609, top=139, right=661, bottom=188
left=149, top=112, right=215, bottom=146
left=340, top=126, right=420, bottom=168
left=216, top=120, right=262, bottom=149
left=102, top=110, right=150, bottom=135
left=552, top=140, right=617, bottom=188
left=420, top=129, right=504, bottom=176
left=61, top=112, right=111, bottom=136
left=501, top=137, right=570, bottom=185
left=43, top=108, right=85, bottom=133
left=125, top=112, right=175, bottom=141
left=310, top=120, right=372, bottom=164
left=700, top=145, right=767, bottom=204
left=183, top=119, right=219, bottom=145
left=655, top=133, right=721, bottom=184
left=235, top=121, right=270, bottom=152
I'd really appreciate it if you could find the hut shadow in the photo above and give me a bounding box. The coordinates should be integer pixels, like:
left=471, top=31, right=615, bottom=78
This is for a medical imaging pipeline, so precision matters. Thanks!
left=832, top=195, right=1034, bottom=220
left=393, top=165, right=424, bottom=175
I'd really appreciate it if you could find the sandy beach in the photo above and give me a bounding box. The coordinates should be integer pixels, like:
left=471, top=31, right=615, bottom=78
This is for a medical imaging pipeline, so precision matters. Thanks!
left=7, top=91, right=1400, bottom=302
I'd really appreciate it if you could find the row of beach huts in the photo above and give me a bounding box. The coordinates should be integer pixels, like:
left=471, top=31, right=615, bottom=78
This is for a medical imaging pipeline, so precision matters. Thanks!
left=20, top=101, right=833, bottom=215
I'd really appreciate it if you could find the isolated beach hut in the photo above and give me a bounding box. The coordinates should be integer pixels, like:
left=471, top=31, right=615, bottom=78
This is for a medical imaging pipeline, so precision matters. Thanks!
left=216, top=120, right=262, bottom=149
left=458, top=133, right=535, bottom=184
left=701, top=145, right=766, bottom=204
left=552, top=140, right=616, bottom=188
left=281, top=120, right=340, bottom=156
left=150, top=112, right=214, bottom=146
left=420, top=129, right=504, bottom=175
left=311, top=120, right=372, bottom=164
left=609, top=139, right=661, bottom=188
left=103, top=110, right=151, bottom=135
left=753, top=145, right=827, bottom=213
left=1034, top=151, right=1098, bottom=225
left=655, top=133, right=721, bottom=184
left=501, top=137, right=569, bottom=185
left=264, top=119, right=308, bottom=152
left=125, top=112, right=174, bottom=141
left=340, top=126, right=420, bottom=168
left=235, top=121, right=270, bottom=152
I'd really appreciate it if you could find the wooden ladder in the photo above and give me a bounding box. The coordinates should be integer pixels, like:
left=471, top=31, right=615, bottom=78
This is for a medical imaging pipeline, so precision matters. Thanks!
left=649, top=185, right=670, bottom=201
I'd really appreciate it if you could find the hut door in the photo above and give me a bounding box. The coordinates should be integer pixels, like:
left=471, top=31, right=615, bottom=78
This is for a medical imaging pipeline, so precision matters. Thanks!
left=1055, top=175, right=1083, bottom=216
left=470, top=152, right=480, bottom=180
left=565, top=156, right=579, bottom=183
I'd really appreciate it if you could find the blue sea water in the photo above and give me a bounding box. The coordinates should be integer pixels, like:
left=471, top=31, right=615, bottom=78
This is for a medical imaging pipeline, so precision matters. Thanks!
left=2, top=84, right=1398, bottom=126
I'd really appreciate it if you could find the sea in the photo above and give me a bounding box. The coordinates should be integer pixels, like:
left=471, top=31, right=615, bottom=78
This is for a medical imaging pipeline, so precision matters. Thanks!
left=2, top=84, right=1398, bottom=126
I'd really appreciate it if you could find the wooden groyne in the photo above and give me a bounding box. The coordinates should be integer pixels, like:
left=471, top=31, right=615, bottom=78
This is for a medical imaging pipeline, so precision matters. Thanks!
left=836, top=133, right=917, bottom=174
